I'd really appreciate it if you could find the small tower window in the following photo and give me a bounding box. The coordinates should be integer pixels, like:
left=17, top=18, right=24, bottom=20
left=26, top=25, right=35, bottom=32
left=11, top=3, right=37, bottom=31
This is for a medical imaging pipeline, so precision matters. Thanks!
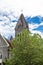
left=26, top=25, right=28, bottom=28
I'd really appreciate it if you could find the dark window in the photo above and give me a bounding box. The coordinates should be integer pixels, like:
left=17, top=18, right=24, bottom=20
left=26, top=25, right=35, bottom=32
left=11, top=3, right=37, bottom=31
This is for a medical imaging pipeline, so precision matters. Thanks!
left=0, top=53, right=2, bottom=59
left=26, top=25, right=28, bottom=28
left=0, top=63, right=1, bottom=65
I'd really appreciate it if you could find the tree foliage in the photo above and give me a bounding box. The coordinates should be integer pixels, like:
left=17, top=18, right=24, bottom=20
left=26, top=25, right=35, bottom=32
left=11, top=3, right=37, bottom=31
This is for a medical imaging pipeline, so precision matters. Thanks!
left=5, top=29, right=43, bottom=65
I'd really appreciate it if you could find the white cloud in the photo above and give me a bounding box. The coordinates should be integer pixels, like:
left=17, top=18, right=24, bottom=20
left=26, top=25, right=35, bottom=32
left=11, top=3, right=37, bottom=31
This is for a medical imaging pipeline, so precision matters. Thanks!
left=29, top=21, right=43, bottom=30
left=40, top=22, right=43, bottom=25
left=30, top=29, right=43, bottom=38
left=0, top=10, right=18, bottom=39
left=29, top=22, right=43, bottom=38
left=0, top=22, right=17, bottom=38
left=29, top=24, right=39, bottom=29
left=0, top=13, right=17, bottom=38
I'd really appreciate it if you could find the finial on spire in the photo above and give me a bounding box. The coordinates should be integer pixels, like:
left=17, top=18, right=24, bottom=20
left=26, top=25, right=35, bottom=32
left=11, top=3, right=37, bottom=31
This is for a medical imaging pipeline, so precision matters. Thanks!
left=21, top=9, right=23, bottom=14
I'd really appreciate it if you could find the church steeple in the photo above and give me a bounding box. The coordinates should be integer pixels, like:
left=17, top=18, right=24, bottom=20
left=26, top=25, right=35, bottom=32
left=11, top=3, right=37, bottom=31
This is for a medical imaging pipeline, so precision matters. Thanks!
left=15, top=13, right=29, bottom=37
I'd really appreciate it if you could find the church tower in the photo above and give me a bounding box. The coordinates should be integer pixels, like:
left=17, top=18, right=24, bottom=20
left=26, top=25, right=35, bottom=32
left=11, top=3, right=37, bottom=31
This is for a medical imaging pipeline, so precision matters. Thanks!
left=15, top=14, right=29, bottom=37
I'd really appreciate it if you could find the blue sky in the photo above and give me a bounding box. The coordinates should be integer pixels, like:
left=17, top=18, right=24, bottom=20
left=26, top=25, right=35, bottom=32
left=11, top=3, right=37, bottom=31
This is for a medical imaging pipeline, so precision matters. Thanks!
left=0, top=0, right=43, bottom=39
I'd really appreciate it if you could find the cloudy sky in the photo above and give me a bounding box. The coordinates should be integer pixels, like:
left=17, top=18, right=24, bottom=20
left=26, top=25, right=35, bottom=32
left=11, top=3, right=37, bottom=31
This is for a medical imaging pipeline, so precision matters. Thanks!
left=0, top=0, right=43, bottom=39
left=0, top=0, right=43, bottom=16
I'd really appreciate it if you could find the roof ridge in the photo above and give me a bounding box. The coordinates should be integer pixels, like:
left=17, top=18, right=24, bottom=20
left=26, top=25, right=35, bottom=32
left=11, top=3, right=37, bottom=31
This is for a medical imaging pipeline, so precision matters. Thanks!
left=2, top=37, right=9, bottom=47
left=0, top=34, right=9, bottom=46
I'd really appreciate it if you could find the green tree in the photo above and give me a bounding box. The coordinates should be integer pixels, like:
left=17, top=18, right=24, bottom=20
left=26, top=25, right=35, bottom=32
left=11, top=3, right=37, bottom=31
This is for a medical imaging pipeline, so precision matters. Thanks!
left=5, top=29, right=43, bottom=65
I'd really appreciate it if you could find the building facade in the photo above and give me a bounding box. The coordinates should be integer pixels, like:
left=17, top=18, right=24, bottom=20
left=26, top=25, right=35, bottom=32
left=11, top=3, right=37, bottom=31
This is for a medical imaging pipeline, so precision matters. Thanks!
left=0, top=35, right=10, bottom=65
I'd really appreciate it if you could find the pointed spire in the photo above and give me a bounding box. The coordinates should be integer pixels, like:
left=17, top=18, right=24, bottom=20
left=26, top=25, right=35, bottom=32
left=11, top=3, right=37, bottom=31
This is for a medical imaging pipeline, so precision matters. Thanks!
left=19, top=13, right=25, bottom=20
left=19, top=13, right=25, bottom=21
left=18, top=14, right=28, bottom=28
left=15, top=13, right=29, bottom=37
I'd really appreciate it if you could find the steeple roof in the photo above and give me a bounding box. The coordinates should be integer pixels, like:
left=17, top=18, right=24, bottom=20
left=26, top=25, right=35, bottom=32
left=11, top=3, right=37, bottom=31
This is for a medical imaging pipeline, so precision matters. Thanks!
left=18, top=14, right=27, bottom=26
left=15, top=14, right=29, bottom=30
left=15, top=13, right=29, bottom=36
